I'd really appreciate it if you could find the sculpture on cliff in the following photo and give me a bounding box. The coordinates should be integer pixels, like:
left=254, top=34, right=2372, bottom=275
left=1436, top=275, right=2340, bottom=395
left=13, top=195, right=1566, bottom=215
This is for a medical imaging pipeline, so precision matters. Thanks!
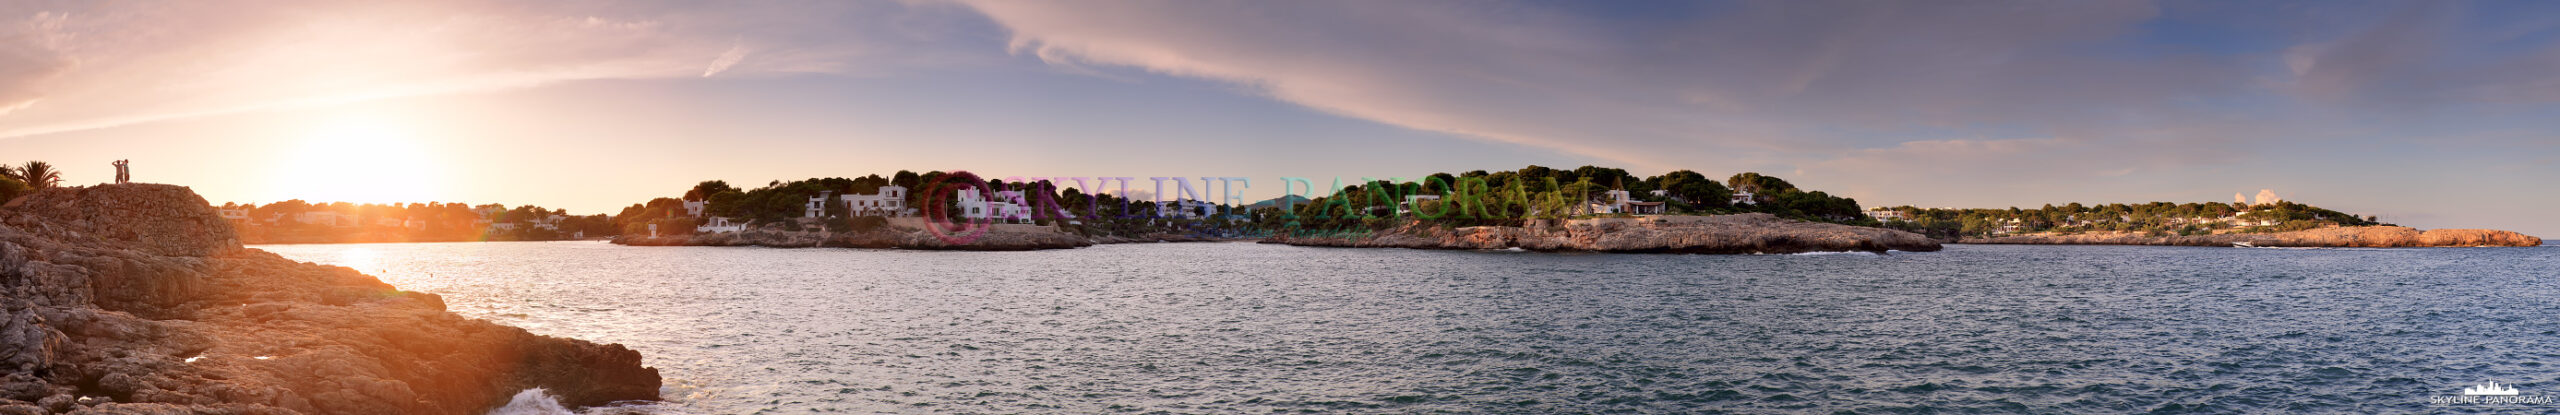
left=111, top=159, right=129, bottom=184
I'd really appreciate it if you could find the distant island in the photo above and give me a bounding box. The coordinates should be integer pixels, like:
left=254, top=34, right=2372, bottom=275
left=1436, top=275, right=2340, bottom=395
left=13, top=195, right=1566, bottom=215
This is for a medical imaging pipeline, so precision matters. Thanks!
left=209, top=201, right=618, bottom=244
left=1867, top=190, right=2539, bottom=247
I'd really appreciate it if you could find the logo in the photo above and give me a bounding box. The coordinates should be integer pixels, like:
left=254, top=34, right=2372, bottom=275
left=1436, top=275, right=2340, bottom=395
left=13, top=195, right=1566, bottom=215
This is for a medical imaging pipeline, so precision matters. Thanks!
left=2433, top=381, right=2553, bottom=406
left=2464, top=382, right=2521, bottom=396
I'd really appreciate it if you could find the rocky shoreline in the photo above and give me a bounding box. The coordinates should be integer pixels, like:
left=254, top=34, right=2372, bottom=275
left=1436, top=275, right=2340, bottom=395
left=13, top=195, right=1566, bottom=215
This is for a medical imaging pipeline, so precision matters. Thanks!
left=1961, top=226, right=2542, bottom=247
left=609, top=223, right=1244, bottom=251
left=1262, top=213, right=1943, bottom=254
left=0, top=184, right=660, bottom=413
left=612, top=225, right=1094, bottom=251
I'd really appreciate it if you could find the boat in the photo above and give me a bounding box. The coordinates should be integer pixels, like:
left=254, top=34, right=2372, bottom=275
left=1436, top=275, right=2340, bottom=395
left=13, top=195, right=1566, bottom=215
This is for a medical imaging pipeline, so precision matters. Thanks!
left=2232, top=241, right=2256, bottom=248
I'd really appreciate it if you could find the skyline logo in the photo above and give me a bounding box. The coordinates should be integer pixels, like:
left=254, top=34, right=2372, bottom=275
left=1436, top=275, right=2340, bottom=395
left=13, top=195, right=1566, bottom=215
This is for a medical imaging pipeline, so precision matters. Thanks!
left=2464, top=382, right=2520, bottom=396
left=2433, top=381, right=2552, bottom=406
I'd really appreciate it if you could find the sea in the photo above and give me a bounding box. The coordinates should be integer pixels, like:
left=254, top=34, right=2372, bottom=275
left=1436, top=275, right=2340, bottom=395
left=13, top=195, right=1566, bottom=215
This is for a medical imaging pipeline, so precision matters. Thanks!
left=253, top=241, right=2560, bottom=414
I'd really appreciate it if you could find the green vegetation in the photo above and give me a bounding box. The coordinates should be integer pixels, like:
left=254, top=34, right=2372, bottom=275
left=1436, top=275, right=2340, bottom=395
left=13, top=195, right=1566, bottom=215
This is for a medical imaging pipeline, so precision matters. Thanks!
left=1871, top=201, right=2386, bottom=240
left=633, top=166, right=1873, bottom=239
left=1260, top=165, right=1870, bottom=233
left=1, top=161, right=62, bottom=190
left=0, top=160, right=60, bottom=202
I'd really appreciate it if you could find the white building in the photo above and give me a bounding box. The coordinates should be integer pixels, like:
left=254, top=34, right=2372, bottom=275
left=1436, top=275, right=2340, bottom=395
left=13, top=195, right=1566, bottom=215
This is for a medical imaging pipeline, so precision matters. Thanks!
left=804, top=191, right=836, bottom=218
left=838, top=185, right=912, bottom=217
left=217, top=208, right=251, bottom=223
left=1590, top=190, right=1665, bottom=215
left=1867, top=208, right=1907, bottom=222
left=683, top=200, right=708, bottom=217
left=1155, top=199, right=1217, bottom=219
left=957, top=189, right=1033, bottom=223
left=700, top=217, right=748, bottom=233
left=295, top=211, right=355, bottom=227
left=1398, top=194, right=1441, bottom=215
left=1729, top=191, right=1757, bottom=206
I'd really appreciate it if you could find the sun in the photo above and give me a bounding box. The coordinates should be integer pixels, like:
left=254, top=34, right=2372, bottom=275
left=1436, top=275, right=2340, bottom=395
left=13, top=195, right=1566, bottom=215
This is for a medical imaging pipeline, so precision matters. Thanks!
left=267, top=117, right=446, bottom=204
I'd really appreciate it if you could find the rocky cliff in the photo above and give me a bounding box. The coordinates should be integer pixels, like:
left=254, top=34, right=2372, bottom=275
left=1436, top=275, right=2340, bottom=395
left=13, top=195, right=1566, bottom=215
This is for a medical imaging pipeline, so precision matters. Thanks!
left=1263, top=213, right=1943, bottom=254
left=0, top=184, right=660, bottom=413
left=1962, top=226, right=2543, bottom=247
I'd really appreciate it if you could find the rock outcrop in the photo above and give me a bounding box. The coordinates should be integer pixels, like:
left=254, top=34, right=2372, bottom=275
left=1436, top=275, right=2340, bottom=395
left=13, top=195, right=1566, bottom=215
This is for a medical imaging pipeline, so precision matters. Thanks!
left=1962, top=226, right=2543, bottom=247
left=1263, top=213, right=1943, bottom=254
left=0, top=184, right=660, bottom=413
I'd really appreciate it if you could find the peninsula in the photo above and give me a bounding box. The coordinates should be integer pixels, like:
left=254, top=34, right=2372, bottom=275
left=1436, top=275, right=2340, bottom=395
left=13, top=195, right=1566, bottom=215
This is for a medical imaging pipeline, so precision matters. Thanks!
left=0, top=184, right=659, bottom=413
left=612, top=166, right=1939, bottom=254
left=1871, top=191, right=2542, bottom=248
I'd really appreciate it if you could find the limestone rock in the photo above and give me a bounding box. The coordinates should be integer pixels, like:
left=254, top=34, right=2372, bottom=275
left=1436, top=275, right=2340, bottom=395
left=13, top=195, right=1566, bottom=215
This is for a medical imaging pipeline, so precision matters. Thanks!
left=0, top=184, right=661, bottom=413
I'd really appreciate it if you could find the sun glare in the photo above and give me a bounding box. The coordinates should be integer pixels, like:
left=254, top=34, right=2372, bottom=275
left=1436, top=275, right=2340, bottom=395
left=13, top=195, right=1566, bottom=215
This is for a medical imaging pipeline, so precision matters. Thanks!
left=266, top=117, right=446, bottom=205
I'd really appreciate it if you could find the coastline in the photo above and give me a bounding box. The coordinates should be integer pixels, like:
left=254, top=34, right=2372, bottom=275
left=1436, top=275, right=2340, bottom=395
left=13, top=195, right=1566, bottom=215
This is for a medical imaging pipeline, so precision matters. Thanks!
left=0, top=184, right=660, bottom=413
left=1262, top=213, right=1943, bottom=254
left=1960, top=226, right=2542, bottom=247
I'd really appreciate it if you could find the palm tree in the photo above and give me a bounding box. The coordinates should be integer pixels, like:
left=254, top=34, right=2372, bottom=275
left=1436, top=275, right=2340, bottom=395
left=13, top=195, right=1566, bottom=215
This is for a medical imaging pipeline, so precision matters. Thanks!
left=3, top=161, right=62, bottom=189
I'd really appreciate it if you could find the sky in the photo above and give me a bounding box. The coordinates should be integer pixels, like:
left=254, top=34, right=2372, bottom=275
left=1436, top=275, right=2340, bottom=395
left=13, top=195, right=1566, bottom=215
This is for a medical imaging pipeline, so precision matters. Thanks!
left=3, top=0, right=2557, bottom=236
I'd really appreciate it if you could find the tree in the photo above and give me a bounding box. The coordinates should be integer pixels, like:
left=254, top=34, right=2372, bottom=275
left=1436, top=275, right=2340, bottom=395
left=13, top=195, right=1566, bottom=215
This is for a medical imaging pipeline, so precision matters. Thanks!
left=1652, top=170, right=1730, bottom=209
left=0, top=176, right=25, bottom=203
left=3, top=161, right=62, bottom=189
left=891, top=170, right=920, bottom=190
left=1724, top=172, right=1795, bottom=195
left=685, top=180, right=737, bottom=201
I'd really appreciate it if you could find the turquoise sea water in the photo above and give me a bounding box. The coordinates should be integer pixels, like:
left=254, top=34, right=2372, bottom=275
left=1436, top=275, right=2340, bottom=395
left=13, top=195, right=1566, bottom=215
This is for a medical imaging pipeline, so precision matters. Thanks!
left=257, top=241, right=2560, bottom=414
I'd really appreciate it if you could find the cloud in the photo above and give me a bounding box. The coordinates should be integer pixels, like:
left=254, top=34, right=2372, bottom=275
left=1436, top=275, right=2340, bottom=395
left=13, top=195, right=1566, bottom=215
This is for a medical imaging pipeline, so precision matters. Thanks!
left=0, top=0, right=978, bottom=139
left=0, top=12, right=75, bottom=115
left=703, top=37, right=751, bottom=77
left=2281, top=2, right=2560, bottom=107
left=955, top=0, right=2257, bottom=172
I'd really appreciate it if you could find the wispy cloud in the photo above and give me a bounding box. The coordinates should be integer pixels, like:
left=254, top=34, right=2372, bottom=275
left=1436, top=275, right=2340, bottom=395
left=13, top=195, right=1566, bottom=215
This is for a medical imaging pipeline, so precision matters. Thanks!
left=703, top=37, right=751, bottom=78
left=0, top=1, right=969, bottom=139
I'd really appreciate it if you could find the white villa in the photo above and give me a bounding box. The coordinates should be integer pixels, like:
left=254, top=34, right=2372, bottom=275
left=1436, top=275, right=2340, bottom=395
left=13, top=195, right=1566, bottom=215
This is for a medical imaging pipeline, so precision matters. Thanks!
left=700, top=217, right=748, bottom=233
left=838, top=185, right=912, bottom=217
left=217, top=208, right=251, bottom=223
left=1590, top=190, right=1665, bottom=215
left=1729, top=190, right=1757, bottom=206
left=958, top=189, right=1033, bottom=223
left=804, top=191, right=835, bottom=218
left=1156, top=199, right=1217, bottom=219
left=534, top=214, right=566, bottom=231
left=1867, top=208, right=1907, bottom=222
left=683, top=200, right=708, bottom=217
left=294, top=211, right=356, bottom=227
left=1398, top=194, right=1441, bottom=215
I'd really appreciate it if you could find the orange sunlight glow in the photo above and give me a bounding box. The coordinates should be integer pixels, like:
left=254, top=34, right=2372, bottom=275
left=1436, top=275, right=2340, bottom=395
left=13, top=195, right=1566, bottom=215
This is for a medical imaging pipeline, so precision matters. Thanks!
left=262, top=116, right=447, bottom=205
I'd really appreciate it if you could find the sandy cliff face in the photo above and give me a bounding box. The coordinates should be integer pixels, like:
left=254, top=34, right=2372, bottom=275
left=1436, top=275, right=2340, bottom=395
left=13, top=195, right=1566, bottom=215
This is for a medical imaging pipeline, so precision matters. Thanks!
left=1264, top=213, right=1943, bottom=254
left=1962, top=226, right=2542, bottom=247
left=0, top=184, right=659, bottom=414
